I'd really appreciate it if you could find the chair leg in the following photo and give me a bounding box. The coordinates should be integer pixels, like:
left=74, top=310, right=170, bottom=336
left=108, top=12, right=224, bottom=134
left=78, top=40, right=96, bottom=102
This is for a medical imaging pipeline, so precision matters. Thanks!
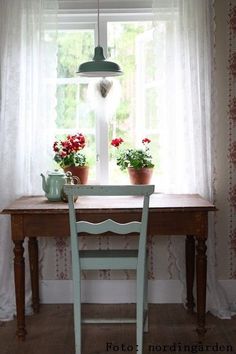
left=136, top=265, right=145, bottom=354
left=73, top=277, right=82, bottom=354
left=144, top=257, right=149, bottom=333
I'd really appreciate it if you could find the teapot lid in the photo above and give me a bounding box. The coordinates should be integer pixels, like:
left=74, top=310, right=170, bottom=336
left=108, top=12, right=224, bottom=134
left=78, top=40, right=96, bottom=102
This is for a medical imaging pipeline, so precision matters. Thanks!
left=48, top=169, right=65, bottom=176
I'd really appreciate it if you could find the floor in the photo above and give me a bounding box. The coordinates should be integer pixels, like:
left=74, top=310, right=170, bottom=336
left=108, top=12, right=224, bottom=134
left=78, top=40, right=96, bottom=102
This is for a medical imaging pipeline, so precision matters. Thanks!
left=0, top=304, right=236, bottom=354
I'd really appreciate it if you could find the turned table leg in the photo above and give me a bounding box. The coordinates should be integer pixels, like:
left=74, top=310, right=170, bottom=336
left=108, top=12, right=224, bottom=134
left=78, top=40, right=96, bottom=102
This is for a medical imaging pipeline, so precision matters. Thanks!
left=196, top=238, right=207, bottom=336
left=185, top=235, right=195, bottom=313
left=28, top=237, right=40, bottom=313
left=13, top=239, right=27, bottom=340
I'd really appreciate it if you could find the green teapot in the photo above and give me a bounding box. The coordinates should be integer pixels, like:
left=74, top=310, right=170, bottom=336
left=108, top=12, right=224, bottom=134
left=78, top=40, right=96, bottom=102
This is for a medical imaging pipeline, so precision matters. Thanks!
left=40, top=170, right=79, bottom=202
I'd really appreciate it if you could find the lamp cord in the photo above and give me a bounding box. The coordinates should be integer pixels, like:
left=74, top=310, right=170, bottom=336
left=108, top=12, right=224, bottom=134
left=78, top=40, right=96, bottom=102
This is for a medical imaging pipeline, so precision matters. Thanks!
left=97, top=0, right=100, bottom=46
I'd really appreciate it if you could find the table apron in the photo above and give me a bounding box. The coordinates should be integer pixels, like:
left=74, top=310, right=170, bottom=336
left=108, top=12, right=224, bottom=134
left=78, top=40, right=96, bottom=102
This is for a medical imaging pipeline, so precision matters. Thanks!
left=11, top=211, right=208, bottom=240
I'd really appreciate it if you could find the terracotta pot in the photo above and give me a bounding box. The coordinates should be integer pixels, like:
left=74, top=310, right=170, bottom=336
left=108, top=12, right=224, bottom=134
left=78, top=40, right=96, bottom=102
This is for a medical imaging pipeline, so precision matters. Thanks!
left=64, top=166, right=89, bottom=185
left=128, top=167, right=153, bottom=185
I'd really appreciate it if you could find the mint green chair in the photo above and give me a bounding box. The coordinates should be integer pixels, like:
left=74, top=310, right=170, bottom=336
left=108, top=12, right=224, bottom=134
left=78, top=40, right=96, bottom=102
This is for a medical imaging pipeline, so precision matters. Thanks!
left=64, top=184, right=154, bottom=354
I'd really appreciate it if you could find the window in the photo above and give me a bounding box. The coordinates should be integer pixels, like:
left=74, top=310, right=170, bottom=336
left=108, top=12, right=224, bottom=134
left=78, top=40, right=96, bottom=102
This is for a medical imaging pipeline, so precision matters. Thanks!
left=55, top=6, right=163, bottom=185
left=56, top=28, right=97, bottom=180
left=107, top=20, right=158, bottom=184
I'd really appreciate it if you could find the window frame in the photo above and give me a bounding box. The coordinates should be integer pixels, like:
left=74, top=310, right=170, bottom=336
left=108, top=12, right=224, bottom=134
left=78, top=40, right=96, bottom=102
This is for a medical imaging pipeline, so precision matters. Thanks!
left=55, top=5, right=172, bottom=184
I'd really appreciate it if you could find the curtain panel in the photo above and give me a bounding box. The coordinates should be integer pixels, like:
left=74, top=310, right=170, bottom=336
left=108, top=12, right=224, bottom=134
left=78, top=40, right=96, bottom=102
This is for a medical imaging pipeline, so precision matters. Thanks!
left=0, top=0, right=58, bottom=321
left=152, top=0, right=235, bottom=318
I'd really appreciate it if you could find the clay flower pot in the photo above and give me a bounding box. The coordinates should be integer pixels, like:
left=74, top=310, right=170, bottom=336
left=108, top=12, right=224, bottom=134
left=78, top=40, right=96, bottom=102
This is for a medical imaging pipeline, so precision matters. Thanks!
left=64, top=166, right=89, bottom=185
left=128, top=167, right=153, bottom=185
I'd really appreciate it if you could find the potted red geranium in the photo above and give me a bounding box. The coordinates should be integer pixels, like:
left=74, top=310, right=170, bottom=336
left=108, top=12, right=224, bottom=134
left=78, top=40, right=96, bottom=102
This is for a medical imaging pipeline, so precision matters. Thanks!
left=53, top=132, right=89, bottom=184
left=111, top=137, right=154, bottom=184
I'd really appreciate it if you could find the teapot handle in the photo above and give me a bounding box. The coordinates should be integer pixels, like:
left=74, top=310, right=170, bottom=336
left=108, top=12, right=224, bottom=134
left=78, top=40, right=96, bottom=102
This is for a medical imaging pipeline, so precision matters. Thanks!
left=72, top=176, right=81, bottom=185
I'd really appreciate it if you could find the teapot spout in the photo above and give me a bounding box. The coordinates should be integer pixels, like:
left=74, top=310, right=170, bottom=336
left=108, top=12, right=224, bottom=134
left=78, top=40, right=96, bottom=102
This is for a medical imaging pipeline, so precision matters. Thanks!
left=40, top=173, right=49, bottom=193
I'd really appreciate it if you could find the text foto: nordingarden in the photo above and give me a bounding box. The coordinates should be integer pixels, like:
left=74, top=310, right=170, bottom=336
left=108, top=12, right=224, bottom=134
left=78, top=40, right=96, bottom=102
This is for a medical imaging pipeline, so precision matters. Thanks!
left=105, top=342, right=233, bottom=353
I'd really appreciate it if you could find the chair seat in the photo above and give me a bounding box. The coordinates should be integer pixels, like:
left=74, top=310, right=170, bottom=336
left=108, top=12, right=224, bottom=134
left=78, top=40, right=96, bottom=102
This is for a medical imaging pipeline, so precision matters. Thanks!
left=80, top=249, right=138, bottom=270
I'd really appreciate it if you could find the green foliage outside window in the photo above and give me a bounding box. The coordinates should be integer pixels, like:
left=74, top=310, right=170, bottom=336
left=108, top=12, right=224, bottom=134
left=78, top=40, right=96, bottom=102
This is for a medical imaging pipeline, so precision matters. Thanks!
left=108, top=22, right=153, bottom=143
left=57, top=31, right=94, bottom=78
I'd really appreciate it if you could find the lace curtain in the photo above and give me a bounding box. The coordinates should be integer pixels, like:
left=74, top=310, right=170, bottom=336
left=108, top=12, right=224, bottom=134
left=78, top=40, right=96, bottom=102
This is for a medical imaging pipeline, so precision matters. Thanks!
left=0, top=0, right=58, bottom=320
left=152, top=0, right=234, bottom=318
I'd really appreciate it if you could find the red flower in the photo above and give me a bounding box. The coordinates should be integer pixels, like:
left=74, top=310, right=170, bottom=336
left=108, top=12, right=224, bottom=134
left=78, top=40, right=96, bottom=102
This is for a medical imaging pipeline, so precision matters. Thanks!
left=142, top=138, right=151, bottom=144
left=53, top=142, right=59, bottom=152
left=53, top=132, right=86, bottom=156
left=111, top=137, right=124, bottom=148
left=69, top=133, right=86, bottom=151
left=60, top=150, right=68, bottom=158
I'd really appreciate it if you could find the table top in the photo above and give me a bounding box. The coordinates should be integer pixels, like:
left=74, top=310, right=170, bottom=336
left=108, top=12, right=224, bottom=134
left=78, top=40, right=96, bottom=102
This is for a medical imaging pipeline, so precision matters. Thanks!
left=2, top=194, right=216, bottom=215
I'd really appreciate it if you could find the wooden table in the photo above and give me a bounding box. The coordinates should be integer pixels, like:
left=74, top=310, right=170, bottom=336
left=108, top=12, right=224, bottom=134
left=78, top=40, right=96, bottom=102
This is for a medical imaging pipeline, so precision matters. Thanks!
left=2, top=193, right=216, bottom=340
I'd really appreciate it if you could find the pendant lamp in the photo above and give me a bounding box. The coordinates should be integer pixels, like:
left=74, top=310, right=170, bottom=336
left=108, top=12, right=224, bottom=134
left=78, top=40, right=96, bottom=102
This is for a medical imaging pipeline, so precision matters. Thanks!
left=77, top=0, right=122, bottom=77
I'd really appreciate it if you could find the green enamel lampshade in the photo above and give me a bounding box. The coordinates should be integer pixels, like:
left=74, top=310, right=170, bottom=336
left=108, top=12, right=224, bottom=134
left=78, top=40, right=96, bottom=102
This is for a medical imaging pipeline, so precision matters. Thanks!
left=77, top=46, right=122, bottom=78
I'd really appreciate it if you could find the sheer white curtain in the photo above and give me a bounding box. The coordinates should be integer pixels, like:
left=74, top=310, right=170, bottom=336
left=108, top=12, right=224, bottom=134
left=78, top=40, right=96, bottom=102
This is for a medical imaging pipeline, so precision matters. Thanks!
left=153, top=0, right=233, bottom=318
left=0, top=0, right=58, bottom=320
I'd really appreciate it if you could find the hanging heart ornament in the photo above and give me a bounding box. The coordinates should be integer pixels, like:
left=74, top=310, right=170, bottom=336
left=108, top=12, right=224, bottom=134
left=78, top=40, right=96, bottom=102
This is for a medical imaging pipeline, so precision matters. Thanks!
left=98, top=78, right=113, bottom=98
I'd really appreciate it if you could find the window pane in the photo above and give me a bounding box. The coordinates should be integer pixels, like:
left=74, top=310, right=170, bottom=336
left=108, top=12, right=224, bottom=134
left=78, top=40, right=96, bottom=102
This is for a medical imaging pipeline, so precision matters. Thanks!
left=57, top=31, right=94, bottom=78
left=56, top=84, right=77, bottom=129
left=107, top=21, right=158, bottom=184
left=145, top=87, right=158, bottom=131
left=55, top=30, right=96, bottom=181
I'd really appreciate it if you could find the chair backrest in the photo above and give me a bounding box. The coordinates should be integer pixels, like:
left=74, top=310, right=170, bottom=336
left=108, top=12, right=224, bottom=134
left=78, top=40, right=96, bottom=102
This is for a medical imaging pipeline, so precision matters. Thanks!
left=64, top=184, right=154, bottom=263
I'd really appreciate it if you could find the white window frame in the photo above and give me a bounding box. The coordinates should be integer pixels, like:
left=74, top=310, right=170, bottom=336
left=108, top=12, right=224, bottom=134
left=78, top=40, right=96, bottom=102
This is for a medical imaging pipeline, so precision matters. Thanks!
left=56, top=3, right=171, bottom=183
